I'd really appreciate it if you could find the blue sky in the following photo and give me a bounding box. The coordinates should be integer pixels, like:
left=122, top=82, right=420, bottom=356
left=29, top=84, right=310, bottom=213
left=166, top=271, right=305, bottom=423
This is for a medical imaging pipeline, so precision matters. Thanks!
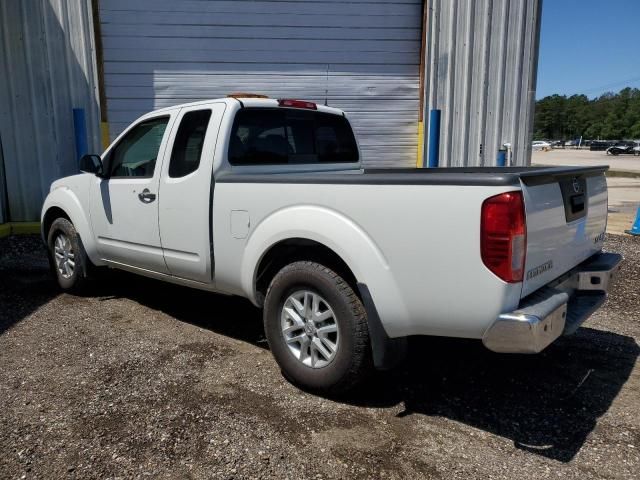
left=536, top=0, right=640, bottom=99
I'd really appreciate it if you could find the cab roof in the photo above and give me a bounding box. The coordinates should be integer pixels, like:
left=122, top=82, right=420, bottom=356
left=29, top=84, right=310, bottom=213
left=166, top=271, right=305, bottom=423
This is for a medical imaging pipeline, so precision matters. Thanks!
left=149, top=97, right=346, bottom=117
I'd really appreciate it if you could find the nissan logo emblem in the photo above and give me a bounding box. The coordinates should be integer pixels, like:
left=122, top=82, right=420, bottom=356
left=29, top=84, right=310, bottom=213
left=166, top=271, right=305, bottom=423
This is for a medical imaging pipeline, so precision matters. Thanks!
left=572, top=177, right=580, bottom=193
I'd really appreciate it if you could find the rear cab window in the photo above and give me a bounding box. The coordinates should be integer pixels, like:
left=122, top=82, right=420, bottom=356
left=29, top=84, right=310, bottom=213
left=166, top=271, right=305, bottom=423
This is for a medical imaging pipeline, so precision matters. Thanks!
left=168, top=109, right=212, bottom=178
left=228, top=108, right=358, bottom=165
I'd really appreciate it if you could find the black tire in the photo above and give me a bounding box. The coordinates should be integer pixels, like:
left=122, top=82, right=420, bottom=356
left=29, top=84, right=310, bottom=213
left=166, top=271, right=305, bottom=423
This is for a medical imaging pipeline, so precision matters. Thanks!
left=47, top=218, right=91, bottom=292
left=263, top=261, right=372, bottom=394
left=611, top=149, right=620, bottom=156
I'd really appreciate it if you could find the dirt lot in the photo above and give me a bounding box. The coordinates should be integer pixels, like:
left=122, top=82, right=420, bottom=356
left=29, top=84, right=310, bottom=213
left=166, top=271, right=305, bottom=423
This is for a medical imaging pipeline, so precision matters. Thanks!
left=1, top=235, right=639, bottom=479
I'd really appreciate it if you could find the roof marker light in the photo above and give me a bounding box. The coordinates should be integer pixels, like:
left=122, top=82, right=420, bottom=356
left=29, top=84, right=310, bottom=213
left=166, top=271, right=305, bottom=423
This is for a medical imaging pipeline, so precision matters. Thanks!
left=227, top=93, right=269, bottom=99
left=278, top=99, right=317, bottom=110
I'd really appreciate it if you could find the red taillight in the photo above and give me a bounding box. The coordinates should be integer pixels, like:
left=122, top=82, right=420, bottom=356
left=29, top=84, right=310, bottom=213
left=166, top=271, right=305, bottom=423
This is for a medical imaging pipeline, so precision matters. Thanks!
left=481, top=191, right=527, bottom=283
left=278, top=99, right=317, bottom=110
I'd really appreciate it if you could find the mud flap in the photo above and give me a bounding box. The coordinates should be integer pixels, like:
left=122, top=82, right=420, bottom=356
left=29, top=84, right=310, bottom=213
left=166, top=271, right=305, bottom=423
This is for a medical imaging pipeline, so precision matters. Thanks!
left=357, top=283, right=407, bottom=370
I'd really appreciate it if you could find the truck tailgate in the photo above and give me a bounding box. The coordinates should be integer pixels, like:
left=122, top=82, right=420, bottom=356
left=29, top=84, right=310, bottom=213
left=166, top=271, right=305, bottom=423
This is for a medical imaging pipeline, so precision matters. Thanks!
left=520, top=167, right=608, bottom=298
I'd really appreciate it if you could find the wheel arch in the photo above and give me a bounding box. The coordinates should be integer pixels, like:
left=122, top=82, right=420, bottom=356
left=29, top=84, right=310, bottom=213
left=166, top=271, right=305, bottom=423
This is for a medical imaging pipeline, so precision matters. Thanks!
left=236, top=205, right=409, bottom=349
left=41, top=188, right=101, bottom=265
left=238, top=205, right=390, bottom=306
left=254, top=238, right=358, bottom=303
left=42, top=206, right=70, bottom=241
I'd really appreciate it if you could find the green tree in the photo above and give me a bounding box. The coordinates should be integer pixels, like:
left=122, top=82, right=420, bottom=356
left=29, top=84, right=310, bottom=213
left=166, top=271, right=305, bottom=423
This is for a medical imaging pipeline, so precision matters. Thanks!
left=534, top=87, right=640, bottom=140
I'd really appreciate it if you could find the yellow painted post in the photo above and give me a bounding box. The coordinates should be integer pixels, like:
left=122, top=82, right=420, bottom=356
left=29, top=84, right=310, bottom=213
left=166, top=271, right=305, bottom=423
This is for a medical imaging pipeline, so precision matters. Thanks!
left=416, top=121, right=424, bottom=167
left=100, top=122, right=110, bottom=150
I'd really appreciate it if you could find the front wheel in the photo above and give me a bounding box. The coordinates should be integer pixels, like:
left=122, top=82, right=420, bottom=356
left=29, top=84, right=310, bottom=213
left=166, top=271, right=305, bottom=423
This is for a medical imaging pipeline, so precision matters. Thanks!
left=263, top=261, right=372, bottom=394
left=47, top=218, right=91, bottom=292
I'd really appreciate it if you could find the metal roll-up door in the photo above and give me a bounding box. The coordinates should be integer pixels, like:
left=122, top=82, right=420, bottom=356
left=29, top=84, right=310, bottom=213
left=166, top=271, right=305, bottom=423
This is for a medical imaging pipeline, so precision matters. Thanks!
left=99, top=0, right=423, bottom=167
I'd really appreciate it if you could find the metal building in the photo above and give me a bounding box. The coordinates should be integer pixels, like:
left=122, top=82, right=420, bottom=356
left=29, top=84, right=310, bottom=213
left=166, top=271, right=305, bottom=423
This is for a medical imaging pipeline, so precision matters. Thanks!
left=0, top=0, right=101, bottom=223
left=0, top=0, right=542, bottom=224
left=423, top=0, right=542, bottom=167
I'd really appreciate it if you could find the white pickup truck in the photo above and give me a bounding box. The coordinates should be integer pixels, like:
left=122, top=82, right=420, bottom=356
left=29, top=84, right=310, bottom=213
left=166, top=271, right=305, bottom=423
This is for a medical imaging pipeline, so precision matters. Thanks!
left=41, top=96, right=622, bottom=393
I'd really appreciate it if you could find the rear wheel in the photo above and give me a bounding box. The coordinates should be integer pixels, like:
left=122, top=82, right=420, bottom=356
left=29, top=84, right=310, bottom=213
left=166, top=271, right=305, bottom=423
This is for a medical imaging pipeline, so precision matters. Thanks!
left=263, top=261, right=372, bottom=394
left=47, top=218, right=91, bottom=292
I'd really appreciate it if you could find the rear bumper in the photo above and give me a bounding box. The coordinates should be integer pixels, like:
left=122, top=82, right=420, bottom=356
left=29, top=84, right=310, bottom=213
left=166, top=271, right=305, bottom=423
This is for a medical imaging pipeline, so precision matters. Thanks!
left=482, top=252, right=622, bottom=353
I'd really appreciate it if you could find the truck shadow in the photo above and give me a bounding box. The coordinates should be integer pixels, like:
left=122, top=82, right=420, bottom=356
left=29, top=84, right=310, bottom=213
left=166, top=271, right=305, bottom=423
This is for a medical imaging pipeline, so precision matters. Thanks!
left=91, top=269, right=269, bottom=348
left=352, top=331, right=639, bottom=463
left=88, top=270, right=638, bottom=464
left=0, top=236, right=56, bottom=335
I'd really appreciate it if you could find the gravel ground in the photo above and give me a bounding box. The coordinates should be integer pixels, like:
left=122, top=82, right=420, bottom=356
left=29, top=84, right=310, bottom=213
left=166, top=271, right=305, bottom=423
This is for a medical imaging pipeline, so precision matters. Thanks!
left=0, top=234, right=638, bottom=479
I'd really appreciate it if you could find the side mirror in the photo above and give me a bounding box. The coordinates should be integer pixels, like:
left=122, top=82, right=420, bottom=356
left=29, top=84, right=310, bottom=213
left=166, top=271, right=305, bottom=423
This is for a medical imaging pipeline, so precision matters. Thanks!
left=79, top=154, right=104, bottom=177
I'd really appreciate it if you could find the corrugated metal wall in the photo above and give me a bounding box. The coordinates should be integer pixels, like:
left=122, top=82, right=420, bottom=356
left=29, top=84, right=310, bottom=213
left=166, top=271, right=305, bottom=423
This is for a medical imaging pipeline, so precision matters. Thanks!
left=98, top=0, right=423, bottom=167
left=0, top=0, right=100, bottom=222
left=422, top=0, right=542, bottom=167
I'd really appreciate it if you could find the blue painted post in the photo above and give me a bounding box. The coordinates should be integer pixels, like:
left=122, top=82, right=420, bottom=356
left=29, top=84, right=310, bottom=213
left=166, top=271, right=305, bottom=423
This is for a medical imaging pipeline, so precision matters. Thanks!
left=428, top=109, right=441, bottom=168
left=625, top=205, right=640, bottom=236
left=497, top=148, right=507, bottom=167
left=73, top=108, right=88, bottom=164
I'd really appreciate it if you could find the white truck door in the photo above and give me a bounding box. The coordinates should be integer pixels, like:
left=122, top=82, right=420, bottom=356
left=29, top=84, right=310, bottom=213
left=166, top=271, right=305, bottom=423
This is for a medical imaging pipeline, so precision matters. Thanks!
left=89, top=113, right=174, bottom=273
left=158, top=103, right=226, bottom=283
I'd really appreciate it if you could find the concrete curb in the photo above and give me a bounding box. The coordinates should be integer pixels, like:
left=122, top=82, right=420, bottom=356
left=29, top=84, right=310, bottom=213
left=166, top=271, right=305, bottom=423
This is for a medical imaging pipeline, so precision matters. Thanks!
left=604, top=170, right=640, bottom=179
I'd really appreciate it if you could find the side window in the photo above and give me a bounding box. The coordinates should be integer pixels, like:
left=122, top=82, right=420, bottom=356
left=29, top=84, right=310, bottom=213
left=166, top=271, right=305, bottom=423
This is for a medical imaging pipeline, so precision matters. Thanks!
left=168, top=109, right=212, bottom=178
left=229, top=109, right=287, bottom=165
left=228, top=109, right=359, bottom=165
left=109, top=117, right=169, bottom=178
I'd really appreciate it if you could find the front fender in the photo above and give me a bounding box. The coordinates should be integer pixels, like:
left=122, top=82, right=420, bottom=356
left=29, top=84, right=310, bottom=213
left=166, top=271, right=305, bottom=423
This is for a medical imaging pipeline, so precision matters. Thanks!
left=41, top=185, right=101, bottom=265
left=240, top=205, right=409, bottom=328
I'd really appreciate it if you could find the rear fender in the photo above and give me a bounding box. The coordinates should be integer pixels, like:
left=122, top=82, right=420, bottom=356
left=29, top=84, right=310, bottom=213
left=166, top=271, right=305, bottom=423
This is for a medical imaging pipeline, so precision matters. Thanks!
left=240, top=205, right=409, bottom=328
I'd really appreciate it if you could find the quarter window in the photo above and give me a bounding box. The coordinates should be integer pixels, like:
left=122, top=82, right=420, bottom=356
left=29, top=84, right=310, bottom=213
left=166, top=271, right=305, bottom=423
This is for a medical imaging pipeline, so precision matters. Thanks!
left=109, top=117, right=169, bottom=178
left=168, top=110, right=212, bottom=178
left=229, top=108, right=358, bottom=165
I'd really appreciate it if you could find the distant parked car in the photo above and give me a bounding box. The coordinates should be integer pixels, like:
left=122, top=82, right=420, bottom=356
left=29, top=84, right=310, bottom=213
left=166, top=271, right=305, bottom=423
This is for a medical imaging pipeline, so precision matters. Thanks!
left=532, top=140, right=552, bottom=151
left=606, top=141, right=640, bottom=156
left=590, top=141, right=616, bottom=151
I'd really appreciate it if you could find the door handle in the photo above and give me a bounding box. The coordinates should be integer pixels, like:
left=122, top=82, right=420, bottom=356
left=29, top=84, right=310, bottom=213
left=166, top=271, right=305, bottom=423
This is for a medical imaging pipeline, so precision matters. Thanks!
left=138, top=188, right=156, bottom=203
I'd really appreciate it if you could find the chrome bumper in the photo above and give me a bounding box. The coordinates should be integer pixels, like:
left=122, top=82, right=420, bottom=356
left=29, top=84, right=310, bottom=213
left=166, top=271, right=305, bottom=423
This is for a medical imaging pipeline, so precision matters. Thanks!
left=483, top=252, right=623, bottom=354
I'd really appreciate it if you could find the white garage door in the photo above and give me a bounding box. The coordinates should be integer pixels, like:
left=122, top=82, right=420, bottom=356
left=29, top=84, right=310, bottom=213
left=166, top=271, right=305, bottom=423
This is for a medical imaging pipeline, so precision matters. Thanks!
left=99, top=0, right=422, bottom=167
